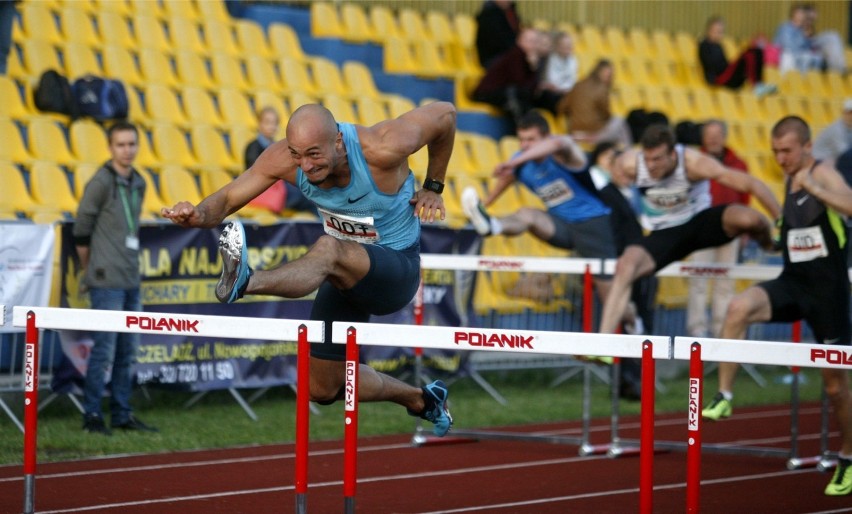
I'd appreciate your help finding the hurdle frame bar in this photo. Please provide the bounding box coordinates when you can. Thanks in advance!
[332,321,670,514]
[673,336,852,513]
[11,306,324,514]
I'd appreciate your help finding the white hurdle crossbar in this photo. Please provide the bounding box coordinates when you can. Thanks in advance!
[11,306,323,514]
[331,321,669,514]
[673,336,851,513]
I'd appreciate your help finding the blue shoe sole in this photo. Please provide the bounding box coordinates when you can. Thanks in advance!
[217,221,250,304]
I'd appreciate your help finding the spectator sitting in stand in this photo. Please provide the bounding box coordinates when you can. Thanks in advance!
[475,0,521,69]
[472,28,563,126]
[556,59,632,147]
[699,16,776,97]
[541,32,579,96]
[774,3,824,73]
[802,3,847,74]
[244,106,314,215]
[813,99,852,161]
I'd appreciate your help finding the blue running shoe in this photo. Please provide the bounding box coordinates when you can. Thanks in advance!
[215,221,253,304]
[410,380,453,437]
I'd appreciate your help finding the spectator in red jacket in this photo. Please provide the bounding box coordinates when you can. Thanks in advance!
[686,120,751,339]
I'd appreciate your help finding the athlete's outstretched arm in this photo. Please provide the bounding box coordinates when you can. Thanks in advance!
[688,150,781,220]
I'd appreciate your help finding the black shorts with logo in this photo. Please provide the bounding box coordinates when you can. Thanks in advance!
[759,273,851,345]
[310,242,421,361]
[639,205,733,271]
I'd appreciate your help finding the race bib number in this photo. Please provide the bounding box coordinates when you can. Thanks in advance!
[787,226,828,263]
[318,208,380,244]
[535,179,574,208]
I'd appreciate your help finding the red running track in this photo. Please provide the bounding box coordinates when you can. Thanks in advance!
[0,402,848,513]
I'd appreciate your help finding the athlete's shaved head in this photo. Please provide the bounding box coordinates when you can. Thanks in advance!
[287,104,338,145]
[771,115,811,144]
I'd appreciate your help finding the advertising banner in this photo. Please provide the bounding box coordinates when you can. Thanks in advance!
[0,223,55,333]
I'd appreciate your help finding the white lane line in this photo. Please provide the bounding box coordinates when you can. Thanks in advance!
[34,454,608,513]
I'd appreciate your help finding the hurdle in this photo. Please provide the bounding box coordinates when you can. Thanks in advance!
[10,306,323,514]
[416,254,632,453]
[673,336,852,512]
[331,321,669,514]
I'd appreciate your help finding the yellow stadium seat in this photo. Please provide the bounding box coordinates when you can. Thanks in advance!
[128,0,165,18]
[0,118,34,163]
[182,85,226,127]
[383,36,418,75]
[235,19,274,59]
[253,89,290,121]
[398,8,428,41]
[60,6,101,47]
[268,23,308,62]
[132,14,171,52]
[278,57,318,95]
[134,130,159,169]
[138,48,180,88]
[803,70,829,98]
[63,41,102,79]
[21,4,62,45]
[69,119,109,164]
[21,39,62,80]
[354,97,387,126]
[453,13,477,50]
[0,77,34,121]
[197,0,230,22]
[286,91,320,114]
[339,3,374,44]
[665,86,697,121]
[466,133,502,177]
[121,85,147,126]
[169,16,207,55]
[649,58,681,87]
[7,47,26,81]
[151,124,196,168]
[158,165,203,206]
[760,95,786,122]
[310,2,345,39]
[342,61,382,100]
[652,29,678,60]
[162,0,199,20]
[0,160,39,214]
[218,88,256,127]
[101,45,144,87]
[198,166,233,198]
[674,31,697,65]
[580,25,607,55]
[98,11,136,49]
[691,87,717,118]
[202,19,240,56]
[779,70,805,97]
[737,92,767,125]
[28,117,75,165]
[425,10,456,46]
[604,26,630,58]
[714,89,743,122]
[144,83,189,126]
[227,124,257,167]
[245,56,282,92]
[190,124,241,173]
[29,161,78,213]
[412,39,455,78]
[210,52,250,91]
[72,162,100,199]
[386,95,415,119]
[93,0,131,16]
[137,168,166,219]
[627,27,656,61]
[368,5,401,44]
[498,135,519,161]
[175,50,215,89]
[308,56,348,97]
[320,94,357,123]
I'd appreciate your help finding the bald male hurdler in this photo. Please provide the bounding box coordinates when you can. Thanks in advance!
[163,102,458,436]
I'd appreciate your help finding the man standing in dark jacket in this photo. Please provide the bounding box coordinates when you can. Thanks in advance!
[73,121,157,435]
[475,0,521,69]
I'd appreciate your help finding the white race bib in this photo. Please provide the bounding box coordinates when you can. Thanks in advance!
[318,208,380,244]
[787,226,828,263]
[536,179,574,208]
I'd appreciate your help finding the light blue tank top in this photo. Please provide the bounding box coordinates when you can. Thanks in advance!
[296,123,420,250]
[515,154,610,222]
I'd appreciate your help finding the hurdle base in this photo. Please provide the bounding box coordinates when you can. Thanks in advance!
[411,432,478,447]
[607,444,643,458]
[787,456,837,471]
[579,443,613,456]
